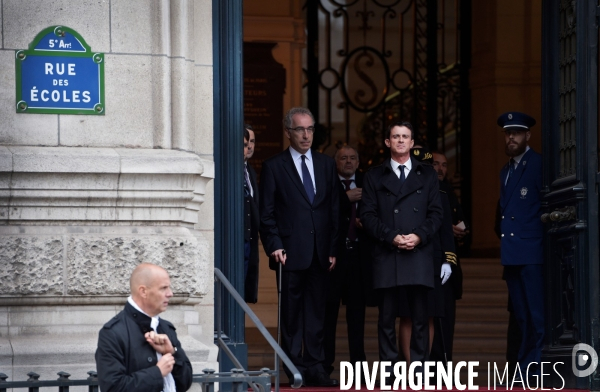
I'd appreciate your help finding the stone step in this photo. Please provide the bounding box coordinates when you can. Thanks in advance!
[246,257,510,376]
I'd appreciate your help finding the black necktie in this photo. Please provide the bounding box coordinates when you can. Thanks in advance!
[507,158,515,184]
[343,179,357,241]
[398,165,406,186]
[244,165,252,197]
[301,155,315,204]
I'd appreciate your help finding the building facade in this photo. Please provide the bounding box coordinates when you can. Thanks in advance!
[0,1,218,386]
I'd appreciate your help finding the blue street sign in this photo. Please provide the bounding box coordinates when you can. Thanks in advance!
[15,26,105,115]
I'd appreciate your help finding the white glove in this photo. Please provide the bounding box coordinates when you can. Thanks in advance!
[440,263,452,285]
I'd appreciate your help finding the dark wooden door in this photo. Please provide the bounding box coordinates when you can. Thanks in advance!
[541,0,600,389]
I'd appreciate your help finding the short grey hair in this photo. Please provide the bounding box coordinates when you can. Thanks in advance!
[283,107,315,129]
[334,145,358,160]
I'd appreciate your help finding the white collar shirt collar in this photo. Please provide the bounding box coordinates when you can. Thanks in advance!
[390,157,412,179]
[289,146,316,193]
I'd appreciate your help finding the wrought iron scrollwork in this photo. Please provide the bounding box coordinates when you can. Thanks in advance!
[304,0,466,185]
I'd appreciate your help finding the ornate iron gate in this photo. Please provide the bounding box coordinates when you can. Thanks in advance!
[305,0,471,209]
[541,0,600,389]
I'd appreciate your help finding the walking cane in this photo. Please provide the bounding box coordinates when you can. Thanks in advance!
[275,261,282,392]
[437,317,449,365]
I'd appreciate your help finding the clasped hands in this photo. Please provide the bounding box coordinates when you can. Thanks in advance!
[145,331,176,376]
[393,233,421,250]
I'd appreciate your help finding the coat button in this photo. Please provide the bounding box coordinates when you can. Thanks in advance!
[394,209,398,213]
[387,192,390,196]
[396,249,400,253]
[413,208,418,212]
[148,357,153,362]
[510,233,514,236]
[311,230,314,234]
[501,234,505,237]
[417,190,422,194]
[511,217,515,220]
[501,216,504,219]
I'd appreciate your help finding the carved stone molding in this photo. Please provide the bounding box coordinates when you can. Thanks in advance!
[0,146,214,227]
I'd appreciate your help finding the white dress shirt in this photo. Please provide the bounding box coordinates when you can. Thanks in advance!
[289,146,317,193]
[390,157,412,179]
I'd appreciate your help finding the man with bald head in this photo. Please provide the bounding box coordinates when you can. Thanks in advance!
[95,263,193,392]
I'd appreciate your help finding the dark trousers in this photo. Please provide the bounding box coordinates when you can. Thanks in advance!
[378,285,430,368]
[277,255,328,380]
[504,264,544,373]
[324,245,367,374]
[430,281,456,362]
[506,298,522,375]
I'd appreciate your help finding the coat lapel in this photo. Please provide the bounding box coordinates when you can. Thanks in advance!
[380,157,425,200]
[503,149,532,206]
[312,153,326,205]
[281,149,312,204]
[398,157,425,199]
[381,159,403,196]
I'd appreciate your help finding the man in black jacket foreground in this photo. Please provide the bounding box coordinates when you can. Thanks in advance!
[95,263,193,392]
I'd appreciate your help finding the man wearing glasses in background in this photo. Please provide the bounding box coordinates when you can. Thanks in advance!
[260,107,340,387]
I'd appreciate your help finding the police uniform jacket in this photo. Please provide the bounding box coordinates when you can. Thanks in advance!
[499,147,543,266]
[435,181,456,270]
[95,302,193,392]
[441,180,463,299]
[360,157,443,289]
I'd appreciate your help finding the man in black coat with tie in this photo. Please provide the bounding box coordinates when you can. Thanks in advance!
[324,146,370,375]
[259,107,340,387]
[360,121,443,382]
[244,127,260,303]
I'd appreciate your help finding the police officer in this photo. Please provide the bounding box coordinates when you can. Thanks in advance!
[497,111,544,379]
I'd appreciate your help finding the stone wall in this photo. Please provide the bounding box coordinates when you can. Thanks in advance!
[0,1,217,387]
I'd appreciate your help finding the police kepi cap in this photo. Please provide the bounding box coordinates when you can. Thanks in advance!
[410,147,433,163]
[497,111,536,131]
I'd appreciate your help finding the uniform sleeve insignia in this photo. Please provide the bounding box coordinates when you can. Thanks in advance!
[520,187,528,199]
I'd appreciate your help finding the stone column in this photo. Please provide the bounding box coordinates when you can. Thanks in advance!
[0,0,217,387]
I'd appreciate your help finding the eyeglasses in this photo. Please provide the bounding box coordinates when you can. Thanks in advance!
[287,126,315,134]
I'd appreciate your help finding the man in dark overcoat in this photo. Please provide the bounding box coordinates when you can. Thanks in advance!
[360,121,443,377]
[244,126,260,303]
[497,111,544,378]
[259,107,340,387]
[95,263,193,392]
